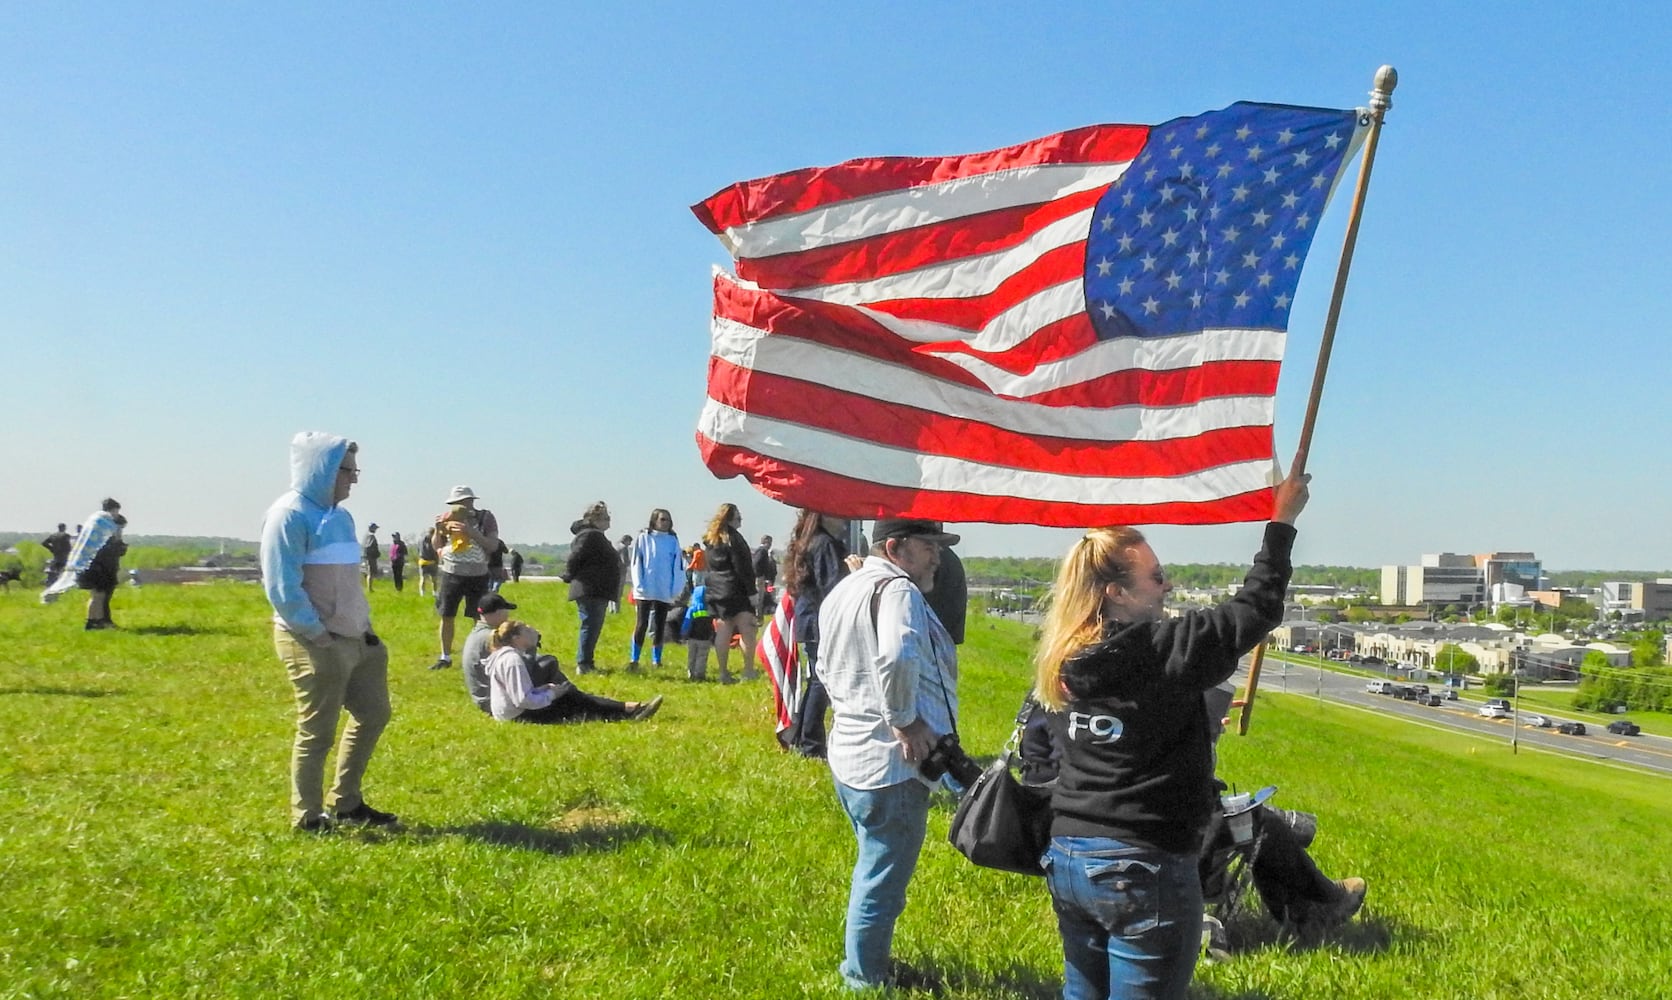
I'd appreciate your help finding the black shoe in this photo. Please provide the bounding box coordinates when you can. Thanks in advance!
[631,695,664,721]
[334,802,400,827]
[294,812,336,834]
[428,657,452,671]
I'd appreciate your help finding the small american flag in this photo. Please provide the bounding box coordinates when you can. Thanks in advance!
[758,589,800,736]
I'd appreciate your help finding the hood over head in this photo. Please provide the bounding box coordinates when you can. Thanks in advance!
[288,431,352,507]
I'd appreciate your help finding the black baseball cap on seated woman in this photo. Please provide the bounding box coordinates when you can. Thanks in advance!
[477,593,518,615]
[872,518,960,546]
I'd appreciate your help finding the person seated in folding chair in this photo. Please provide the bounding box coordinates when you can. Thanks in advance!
[1019,684,1366,953]
[1195,685,1366,951]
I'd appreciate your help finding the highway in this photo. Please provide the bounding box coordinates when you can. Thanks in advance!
[1231,655,1672,777]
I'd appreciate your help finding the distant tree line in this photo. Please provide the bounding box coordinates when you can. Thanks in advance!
[962,556,1378,592]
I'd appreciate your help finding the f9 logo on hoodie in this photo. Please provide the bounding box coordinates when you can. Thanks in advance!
[1067,711,1123,745]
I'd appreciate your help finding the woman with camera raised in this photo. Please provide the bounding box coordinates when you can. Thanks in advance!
[1033,462,1310,1000]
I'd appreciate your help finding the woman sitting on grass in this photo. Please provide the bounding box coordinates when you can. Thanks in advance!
[483,619,662,725]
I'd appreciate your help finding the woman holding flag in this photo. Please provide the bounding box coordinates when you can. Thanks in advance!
[1032,463,1310,1000]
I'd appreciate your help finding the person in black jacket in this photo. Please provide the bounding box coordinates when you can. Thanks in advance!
[562,501,620,674]
[701,502,757,684]
[1032,462,1310,1000]
[782,509,862,756]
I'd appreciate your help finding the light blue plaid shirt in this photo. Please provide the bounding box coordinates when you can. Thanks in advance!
[819,556,958,790]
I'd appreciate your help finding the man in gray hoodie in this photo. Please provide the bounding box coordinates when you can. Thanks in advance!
[260,432,396,833]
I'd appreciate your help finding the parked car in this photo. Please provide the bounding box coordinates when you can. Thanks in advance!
[1557,721,1587,736]
[1525,714,1554,728]
[1607,720,1642,736]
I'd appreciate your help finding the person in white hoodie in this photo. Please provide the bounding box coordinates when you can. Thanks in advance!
[628,508,686,669]
[260,432,395,833]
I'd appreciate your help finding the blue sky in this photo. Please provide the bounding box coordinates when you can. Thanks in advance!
[4,3,1668,570]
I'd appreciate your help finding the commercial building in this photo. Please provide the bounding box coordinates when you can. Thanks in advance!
[1380,551,1544,612]
[1599,580,1672,622]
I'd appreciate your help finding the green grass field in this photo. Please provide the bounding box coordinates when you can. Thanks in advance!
[3,582,1669,999]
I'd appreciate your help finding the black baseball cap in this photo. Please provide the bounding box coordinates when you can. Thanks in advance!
[478,593,518,614]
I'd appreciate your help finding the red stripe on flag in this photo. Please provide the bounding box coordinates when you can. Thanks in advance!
[696,440,1275,526]
[706,358,1273,474]
[714,277,989,388]
[694,124,1150,232]
[920,311,1101,377]
[862,241,1085,330]
[736,187,1106,289]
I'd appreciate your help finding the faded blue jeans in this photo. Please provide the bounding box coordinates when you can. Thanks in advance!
[574,597,609,671]
[832,778,931,990]
[1044,836,1204,1000]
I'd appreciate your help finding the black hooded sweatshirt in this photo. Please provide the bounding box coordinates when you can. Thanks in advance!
[1046,522,1294,854]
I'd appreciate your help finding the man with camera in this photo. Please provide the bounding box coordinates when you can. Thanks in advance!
[817,518,964,992]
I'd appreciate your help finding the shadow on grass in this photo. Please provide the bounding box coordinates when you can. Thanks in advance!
[0,685,124,698]
[887,957,1278,1000]
[125,623,238,636]
[1223,907,1402,957]
[419,819,672,856]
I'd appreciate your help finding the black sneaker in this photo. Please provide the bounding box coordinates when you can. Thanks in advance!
[631,695,664,721]
[334,802,400,828]
[428,657,452,671]
[294,811,336,834]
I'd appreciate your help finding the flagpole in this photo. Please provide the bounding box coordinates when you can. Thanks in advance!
[1238,65,1398,737]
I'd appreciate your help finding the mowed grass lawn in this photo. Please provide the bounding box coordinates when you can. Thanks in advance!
[3,581,1669,999]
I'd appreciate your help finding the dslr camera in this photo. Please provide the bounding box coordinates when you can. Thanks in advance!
[918,733,983,787]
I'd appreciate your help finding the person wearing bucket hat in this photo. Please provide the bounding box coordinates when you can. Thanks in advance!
[428,486,500,671]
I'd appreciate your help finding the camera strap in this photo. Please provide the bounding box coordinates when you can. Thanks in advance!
[868,574,958,739]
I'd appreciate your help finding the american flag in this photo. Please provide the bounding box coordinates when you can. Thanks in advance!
[757,590,799,737]
[692,102,1365,526]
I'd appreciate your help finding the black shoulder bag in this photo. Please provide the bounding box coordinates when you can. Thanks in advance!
[947,690,1053,876]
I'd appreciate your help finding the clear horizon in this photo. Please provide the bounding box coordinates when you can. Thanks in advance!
[5,4,1668,570]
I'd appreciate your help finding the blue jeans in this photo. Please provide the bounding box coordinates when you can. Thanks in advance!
[575,597,608,670]
[1044,836,1204,1000]
[833,778,931,990]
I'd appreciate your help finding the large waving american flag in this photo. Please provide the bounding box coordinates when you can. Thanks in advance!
[692,101,1365,526]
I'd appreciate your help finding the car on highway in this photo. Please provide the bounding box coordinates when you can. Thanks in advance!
[1557,721,1587,736]
[1439,689,1459,701]
[1606,720,1642,736]
[1478,700,1513,719]
[1365,680,1393,694]
[1420,693,1444,706]
[1525,714,1554,728]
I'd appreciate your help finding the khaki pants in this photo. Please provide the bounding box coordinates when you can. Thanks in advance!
[275,628,391,822]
